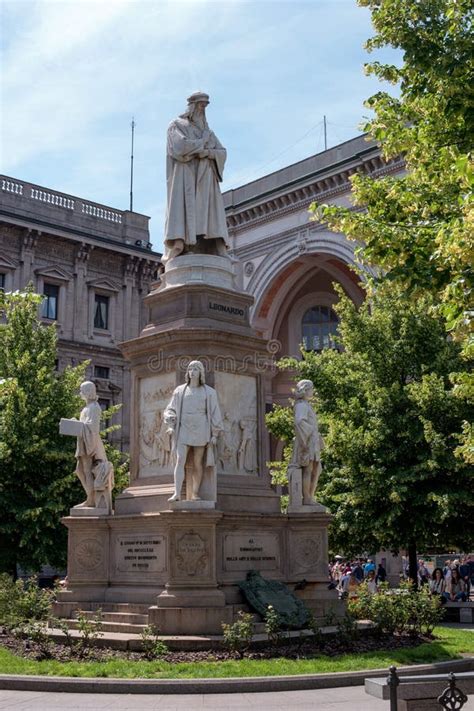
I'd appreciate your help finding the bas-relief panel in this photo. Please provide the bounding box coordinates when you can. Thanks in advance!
[214,372,257,476]
[139,373,175,478]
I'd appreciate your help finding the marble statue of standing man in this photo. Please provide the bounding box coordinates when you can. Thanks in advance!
[60,380,114,514]
[290,379,324,506]
[164,92,230,263]
[164,361,223,502]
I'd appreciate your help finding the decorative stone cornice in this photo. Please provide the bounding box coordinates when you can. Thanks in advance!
[225,154,404,233]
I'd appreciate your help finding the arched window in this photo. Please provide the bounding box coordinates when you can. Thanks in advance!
[302,306,339,351]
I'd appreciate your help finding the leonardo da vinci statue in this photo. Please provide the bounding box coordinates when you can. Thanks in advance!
[164,92,230,263]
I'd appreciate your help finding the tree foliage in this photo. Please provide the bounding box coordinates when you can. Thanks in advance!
[0,289,128,574]
[266,284,473,558]
[313,0,473,341]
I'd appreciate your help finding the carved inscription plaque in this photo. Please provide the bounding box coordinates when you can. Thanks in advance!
[176,531,208,577]
[116,534,166,573]
[224,533,279,572]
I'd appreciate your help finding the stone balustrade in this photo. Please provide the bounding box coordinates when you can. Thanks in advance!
[0,174,151,249]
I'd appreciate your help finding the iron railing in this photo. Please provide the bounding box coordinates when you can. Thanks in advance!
[387,666,470,710]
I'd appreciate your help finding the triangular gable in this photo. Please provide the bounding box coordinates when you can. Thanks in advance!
[34,265,72,281]
[86,277,120,293]
[0,254,17,270]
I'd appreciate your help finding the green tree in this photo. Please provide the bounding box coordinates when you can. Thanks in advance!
[0,289,128,575]
[312,0,473,459]
[266,284,473,582]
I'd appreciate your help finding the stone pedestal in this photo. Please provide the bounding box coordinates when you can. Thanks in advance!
[58,253,339,635]
[287,465,327,514]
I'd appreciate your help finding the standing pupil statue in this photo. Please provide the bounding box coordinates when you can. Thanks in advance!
[164,361,223,502]
[289,379,324,506]
[60,381,114,514]
[164,92,230,263]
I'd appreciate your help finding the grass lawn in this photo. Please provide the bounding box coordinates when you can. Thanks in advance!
[0,627,472,679]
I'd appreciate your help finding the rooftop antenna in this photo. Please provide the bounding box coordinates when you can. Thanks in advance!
[323,115,327,151]
[129,117,135,212]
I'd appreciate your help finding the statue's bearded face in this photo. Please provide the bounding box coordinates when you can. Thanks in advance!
[189,101,207,128]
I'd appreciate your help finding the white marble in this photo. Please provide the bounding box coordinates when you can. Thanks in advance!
[288,379,324,508]
[164,361,223,503]
[138,373,175,478]
[214,371,258,475]
[159,253,235,290]
[163,92,229,262]
[60,381,114,514]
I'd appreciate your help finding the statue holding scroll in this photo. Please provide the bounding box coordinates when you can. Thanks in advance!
[60,381,114,513]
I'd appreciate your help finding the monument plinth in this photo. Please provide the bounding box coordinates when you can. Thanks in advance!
[56,92,340,636]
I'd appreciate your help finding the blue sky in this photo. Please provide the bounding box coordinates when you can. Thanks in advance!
[1,0,400,251]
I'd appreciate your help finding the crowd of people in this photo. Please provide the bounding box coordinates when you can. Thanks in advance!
[426,557,473,603]
[328,558,387,598]
[328,555,474,602]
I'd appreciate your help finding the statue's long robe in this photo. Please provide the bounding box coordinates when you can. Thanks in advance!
[75,401,108,500]
[164,117,229,256]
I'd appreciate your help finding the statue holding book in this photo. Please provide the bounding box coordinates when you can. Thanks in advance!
[59,380,114,514]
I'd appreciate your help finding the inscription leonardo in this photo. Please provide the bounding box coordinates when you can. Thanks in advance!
[208,301,245,317]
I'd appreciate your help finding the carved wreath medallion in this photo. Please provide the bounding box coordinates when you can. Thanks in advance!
[293,536,322,571]
[74,538,103,571]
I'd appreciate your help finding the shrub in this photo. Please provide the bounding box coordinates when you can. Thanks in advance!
[140,625,169,660]
[221,611,254,657]
[0,574,53,630]
[74,609,104,658]
[14,620,53,659]
[348,581,444,636]
[264,604,284,646]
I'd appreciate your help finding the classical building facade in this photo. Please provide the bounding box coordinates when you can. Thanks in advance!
[0,176,162,451]
[224,134,404,436]
[0,135,403,455]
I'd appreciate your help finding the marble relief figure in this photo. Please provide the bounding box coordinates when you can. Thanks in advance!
[164,361,223,502]
[290,379,324,505]
[238,418,257,474]
[164,92,230,262]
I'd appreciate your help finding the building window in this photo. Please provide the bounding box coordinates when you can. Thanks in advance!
[94,294,109,330]
[98,398,111,430]
[302,305,339,351]
[0,273,5,292]
[41,283,59,320]
[94,365,110,380]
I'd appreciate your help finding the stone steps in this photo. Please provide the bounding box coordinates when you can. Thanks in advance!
[67,618,149,635]
[75,610,149,625]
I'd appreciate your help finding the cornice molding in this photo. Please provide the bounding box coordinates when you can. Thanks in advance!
[226,156,404,233]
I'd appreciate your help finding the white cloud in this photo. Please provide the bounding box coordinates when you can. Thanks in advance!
[1,0,400,252]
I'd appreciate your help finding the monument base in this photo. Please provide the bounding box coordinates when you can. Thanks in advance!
[156,587,225,608]
[69,506,110,517]
[149,604,233,635]
[169,499,216,511]
[57,507,339,636]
